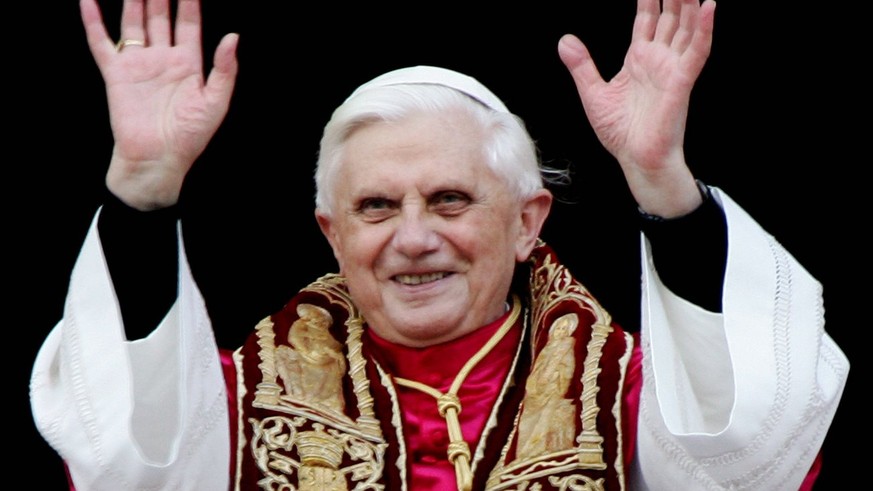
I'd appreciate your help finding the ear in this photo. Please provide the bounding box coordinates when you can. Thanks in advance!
[315,209,344,272]
[515,189,553,262]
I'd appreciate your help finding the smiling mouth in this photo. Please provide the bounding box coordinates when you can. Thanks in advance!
[394,272,450,285]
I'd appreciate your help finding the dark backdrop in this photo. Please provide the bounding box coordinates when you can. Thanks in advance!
[14,1,859,488]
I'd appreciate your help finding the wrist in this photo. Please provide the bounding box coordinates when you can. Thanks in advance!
[638,179,711,222]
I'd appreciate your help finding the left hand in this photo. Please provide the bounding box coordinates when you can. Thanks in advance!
[81,0,239,210]
[559,0,716,217]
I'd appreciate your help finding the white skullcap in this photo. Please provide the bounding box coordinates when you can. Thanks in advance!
[345,65,510,113]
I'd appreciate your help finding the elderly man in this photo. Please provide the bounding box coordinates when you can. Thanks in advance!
[30,0,848,490]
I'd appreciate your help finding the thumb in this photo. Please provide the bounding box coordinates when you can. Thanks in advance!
[557,34,604,100]
[205,32,240,112]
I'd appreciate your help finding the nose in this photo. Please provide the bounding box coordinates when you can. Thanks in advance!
[391,207,441,258]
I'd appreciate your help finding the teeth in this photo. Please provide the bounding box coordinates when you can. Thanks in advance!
[395,272,448,285]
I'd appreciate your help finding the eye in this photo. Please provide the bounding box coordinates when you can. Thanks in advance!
[356,197,398,222]
[360,197,391,210]
[430,191,471,215]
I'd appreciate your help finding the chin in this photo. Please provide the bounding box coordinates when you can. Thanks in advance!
[402,323,462,346]
[378,314,466,347]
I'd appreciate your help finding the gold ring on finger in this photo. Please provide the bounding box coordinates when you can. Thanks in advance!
[115,39,146,53]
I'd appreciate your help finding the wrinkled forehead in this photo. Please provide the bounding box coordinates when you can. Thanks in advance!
[347,65,510,113]
[339,109,494,180]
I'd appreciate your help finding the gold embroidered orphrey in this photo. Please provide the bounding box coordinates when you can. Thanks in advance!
[238,275,388,491]
[484,245,630,491]
[233,241,633,490]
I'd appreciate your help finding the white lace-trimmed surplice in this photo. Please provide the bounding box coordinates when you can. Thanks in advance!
[30,188,849,491]
[632,189,848,490]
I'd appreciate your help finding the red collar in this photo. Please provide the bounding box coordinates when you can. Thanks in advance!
[365,307,518,390]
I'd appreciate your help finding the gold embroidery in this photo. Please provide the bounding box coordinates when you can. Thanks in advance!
[253,311,351,424]
[299,466,348,491]
[516,313,579,460]
[610,332,635,491]
[529,254,610,337]
[241,252,628,489]
[276,303,347,412]
[251,275,382,440]
[232,349,247,491]
[375,363,410,491]
[492,453,592,490]
[250,418,387,490]
[297,424,348,490]
[530,251,612,468]
[253,315,283,406]
[488,248,618,489]
[548,474,605,491]
[507,482,542,491]
[575,321,611,468]
[245,275,389,489]
[305,275,383,438]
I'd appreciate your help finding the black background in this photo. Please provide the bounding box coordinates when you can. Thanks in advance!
[14,1,859,488]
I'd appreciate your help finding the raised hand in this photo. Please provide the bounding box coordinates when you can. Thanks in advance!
[559,0,716,217]
[80,0,239,210]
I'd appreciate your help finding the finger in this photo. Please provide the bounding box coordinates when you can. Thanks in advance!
[175,0,204,65]
[681,0,716,75]
[654,0,682,45]
[80,0,115,66]
[558,34,605,105]
[204,33,240,113]
[119,0,147,47]
[631,0,660,44]
[671,0,701,53]
[145,0,172,47]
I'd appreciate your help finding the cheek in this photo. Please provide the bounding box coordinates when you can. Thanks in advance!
[336,227,388,276]
[453,216,518,266]
[477,209,520,246]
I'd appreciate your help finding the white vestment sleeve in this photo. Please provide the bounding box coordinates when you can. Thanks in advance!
[630,188,850,490]
[29,209,230,491]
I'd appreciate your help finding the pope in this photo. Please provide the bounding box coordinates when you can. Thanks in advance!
[30,0,848,489]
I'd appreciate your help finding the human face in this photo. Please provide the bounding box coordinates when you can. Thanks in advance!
[316,109,550,347]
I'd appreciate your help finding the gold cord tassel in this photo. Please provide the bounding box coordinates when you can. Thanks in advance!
[439,394,473,491]
[395,296,521,491]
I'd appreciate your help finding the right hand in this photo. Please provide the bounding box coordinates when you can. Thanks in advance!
[558,0,715,218]
[80,0,239,210]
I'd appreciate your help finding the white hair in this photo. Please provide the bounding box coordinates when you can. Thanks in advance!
[314,82,560,216]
